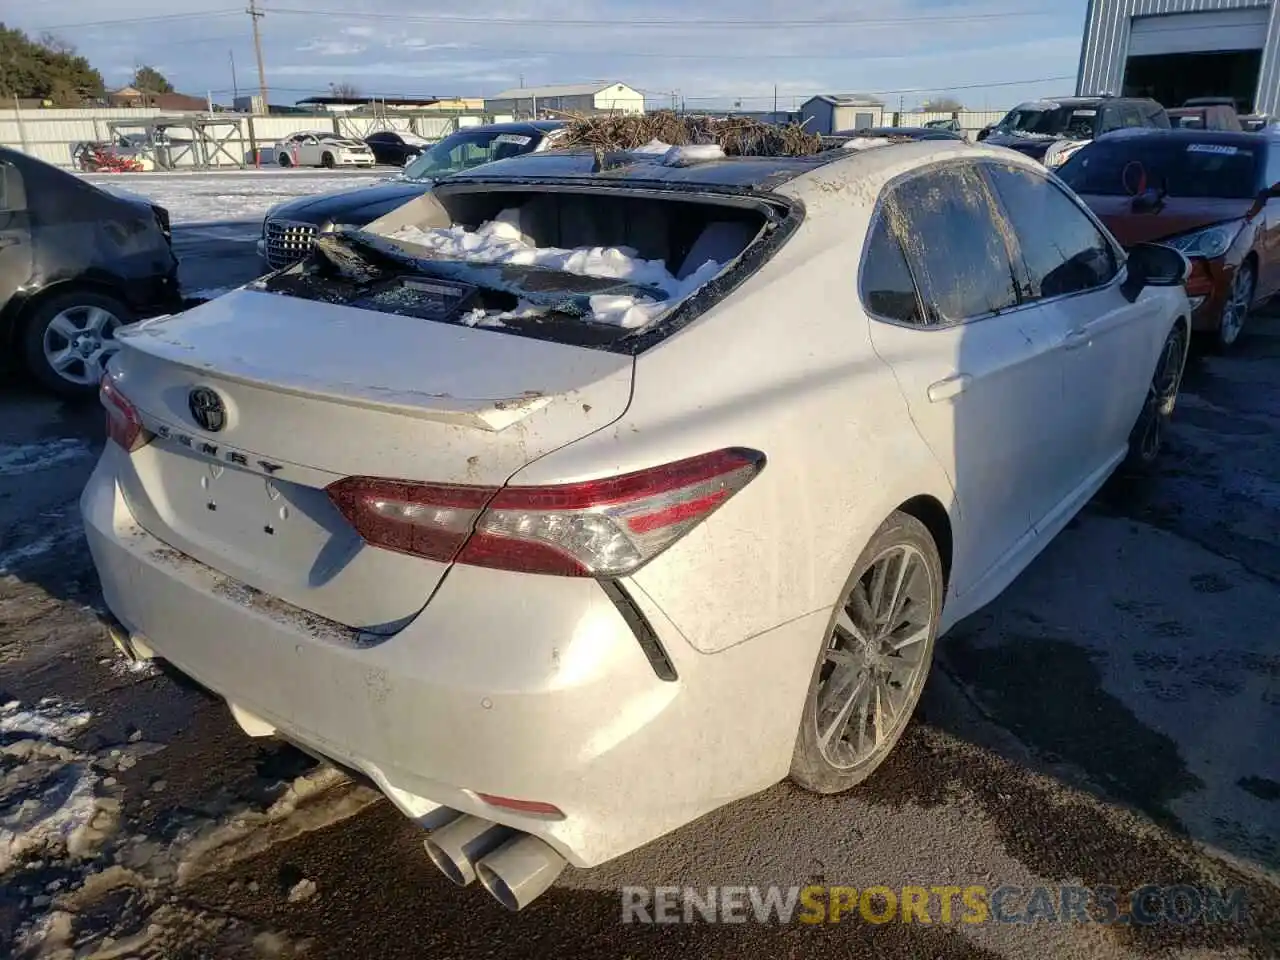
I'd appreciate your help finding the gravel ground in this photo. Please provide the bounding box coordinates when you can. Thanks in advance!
[0,288,1277,956]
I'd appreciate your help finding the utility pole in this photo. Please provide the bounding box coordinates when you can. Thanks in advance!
[229,50,239,102]
[773,84,778,117]
[248,0,268,110]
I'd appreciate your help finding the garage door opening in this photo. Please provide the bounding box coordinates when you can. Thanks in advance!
[1123,49,1261,113]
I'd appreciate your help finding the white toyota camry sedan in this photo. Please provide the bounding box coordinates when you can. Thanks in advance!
[82,139,1190,911]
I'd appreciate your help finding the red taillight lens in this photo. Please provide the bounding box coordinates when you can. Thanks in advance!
[326,448,765,577]
[99,374,149,453]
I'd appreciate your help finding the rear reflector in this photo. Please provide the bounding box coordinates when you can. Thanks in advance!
[99,374,149,453]
[327,448,765,577]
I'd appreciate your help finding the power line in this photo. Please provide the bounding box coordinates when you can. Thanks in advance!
[27,10,240,31]
[266,6,1059,28]
[646,75,1077,103]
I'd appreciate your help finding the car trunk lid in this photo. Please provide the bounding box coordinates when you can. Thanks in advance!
[108,289,634,631]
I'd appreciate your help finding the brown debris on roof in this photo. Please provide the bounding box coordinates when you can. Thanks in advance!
[560,111,824,157]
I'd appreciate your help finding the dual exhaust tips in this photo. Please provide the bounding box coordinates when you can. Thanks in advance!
[424,813,567,911]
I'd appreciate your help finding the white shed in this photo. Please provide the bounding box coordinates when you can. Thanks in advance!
[484,82,645,120]
[800,95,886,134]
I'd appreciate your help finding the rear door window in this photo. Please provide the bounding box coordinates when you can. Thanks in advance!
[984,162,1118,300]
[882,164,1020,323]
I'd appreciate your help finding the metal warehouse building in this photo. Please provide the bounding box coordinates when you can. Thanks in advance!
[1078,0,1280,115]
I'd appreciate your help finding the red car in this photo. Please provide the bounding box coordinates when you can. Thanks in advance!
[1058,128,1280,349]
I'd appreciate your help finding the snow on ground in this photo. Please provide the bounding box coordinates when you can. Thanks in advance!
[0,439,91,477]
[82,170,386,225]
[0,699,99,874]
[388,216,723,329]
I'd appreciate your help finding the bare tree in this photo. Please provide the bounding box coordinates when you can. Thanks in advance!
[37,32,77,55]
[922,96,964,112]
[330,81,361,99]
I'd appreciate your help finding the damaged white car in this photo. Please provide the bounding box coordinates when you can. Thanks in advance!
[273,130,375,168]
[82,140,1191,911]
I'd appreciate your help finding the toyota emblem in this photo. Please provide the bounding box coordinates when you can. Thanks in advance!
[188,387,226,433]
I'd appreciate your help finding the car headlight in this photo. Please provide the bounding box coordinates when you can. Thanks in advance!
[1165,220,1245,259]
[1043,139,1088,169]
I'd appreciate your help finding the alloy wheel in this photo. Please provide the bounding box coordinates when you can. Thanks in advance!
[813,543,935,770]
[1137,324,1186,463]
[42,305,122,387]
[1219,263,1253,347]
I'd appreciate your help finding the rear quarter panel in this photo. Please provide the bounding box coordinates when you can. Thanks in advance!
[509,172,953,655]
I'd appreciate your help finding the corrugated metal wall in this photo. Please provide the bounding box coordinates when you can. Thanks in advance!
[1077,0,1280,114]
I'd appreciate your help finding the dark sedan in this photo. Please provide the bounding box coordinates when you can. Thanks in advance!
[258,121,566,270]
[1058,128,1280,349]
[0,146,180,396]
[833,126,966,141]
[363,130,430,166]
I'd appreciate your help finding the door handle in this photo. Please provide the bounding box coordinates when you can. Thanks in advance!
[927,373,971,402]
[1063,328,1091,350]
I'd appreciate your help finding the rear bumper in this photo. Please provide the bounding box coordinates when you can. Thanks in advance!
[81,448,820,866]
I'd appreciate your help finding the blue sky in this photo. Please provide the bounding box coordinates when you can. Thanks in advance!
[13,1,1091,110]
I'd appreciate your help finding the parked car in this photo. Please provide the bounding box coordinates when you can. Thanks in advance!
[258,121,566,270]
[85,139,1189,912]
[364,129,432,166]
[833,126,966,141]
[1059,128,1279,349]
[983,95,1169,168]
[924,118,962,133]
[273,131,375,168]
[1168,104,1242,131]
[0,146,179,397]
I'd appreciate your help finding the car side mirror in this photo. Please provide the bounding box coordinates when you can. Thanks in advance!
[0,162,26,212]
[1121,242,1190,302]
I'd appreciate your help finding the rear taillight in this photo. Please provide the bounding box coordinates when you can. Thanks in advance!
[326,448,764,577]
[99,374,149,453]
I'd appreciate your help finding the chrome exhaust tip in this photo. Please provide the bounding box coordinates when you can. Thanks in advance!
[423,815,511,887]
[476,834,567,911]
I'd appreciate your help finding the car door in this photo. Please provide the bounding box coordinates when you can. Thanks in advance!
[983,160,1162,495]
[0,160,34,305]
[297,135,321,166]
[862,161,1071,598]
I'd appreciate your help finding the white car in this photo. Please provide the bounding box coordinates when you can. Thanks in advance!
[82,140,1189,911]
[273,131,375,168]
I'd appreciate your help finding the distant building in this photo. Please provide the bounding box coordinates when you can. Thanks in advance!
[107,86,210,111]
[1077,0,1280,116]
[294,95,466,113]
[485,82,644,119]
[799,95,885,134]
[233,94,266,114]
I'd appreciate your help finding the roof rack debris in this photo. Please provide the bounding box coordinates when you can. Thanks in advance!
[560,110,824,157]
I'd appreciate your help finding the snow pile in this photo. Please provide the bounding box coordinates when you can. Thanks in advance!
[842,137,895,151]
[0,439,91,477]
[388,215,723,329]
[0,698,101,873]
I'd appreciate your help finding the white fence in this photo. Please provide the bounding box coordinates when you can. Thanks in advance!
[0,107,485,169]
[894,110,1008,139]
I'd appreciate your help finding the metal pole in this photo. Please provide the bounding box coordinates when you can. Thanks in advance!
[230,50,239,102]
[248,0,269,109]
[13,96,28,154]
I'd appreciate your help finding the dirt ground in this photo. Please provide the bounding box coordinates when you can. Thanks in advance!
[0,312,1277,958]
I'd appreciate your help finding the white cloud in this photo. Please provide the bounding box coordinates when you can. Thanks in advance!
[298,39,368,57]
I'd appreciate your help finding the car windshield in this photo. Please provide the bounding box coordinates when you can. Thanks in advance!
[402,129,540,180]
[1058,139,1260,199]
[996,104,1098,139]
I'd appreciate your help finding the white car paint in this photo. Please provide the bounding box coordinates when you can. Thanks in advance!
[273,130,375,168]
[81,141,1189,892]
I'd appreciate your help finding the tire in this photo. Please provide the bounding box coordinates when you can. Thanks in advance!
[278,153,292,167]
[1214,260,1254,352]
[22,290,132,399]
[321,152,336,169]
[790,511,943,794]
[1123,320,1188,474]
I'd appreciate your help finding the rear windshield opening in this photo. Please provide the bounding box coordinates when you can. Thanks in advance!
[261,184,780,350]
